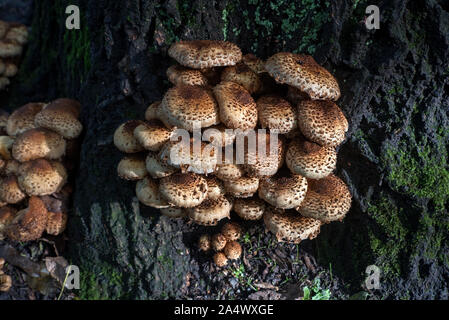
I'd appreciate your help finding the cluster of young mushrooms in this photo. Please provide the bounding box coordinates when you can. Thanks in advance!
[0,20,28,91]
[0,98,82,242]
[114,40,351,267]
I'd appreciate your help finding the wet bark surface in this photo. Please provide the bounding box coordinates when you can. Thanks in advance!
[1,0,448,299]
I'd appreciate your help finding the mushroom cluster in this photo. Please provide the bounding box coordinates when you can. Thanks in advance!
[0,98,82,242]
[0,20,28,91]
[0,257,12,292]
[114,40,351,264]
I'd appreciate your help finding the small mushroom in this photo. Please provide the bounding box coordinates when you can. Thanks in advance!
[223,240,242,260]
[46,211,68,236]
[187,195,231,226]
[117,154,148,180]
[211,233,227,251]
[215,161,245,182]
[167,64,209,86]
[205,175,225,200]
[0,135,14,159]
[221,222,242,241]
[159,172,208,208]
[256,95,297,135]
[198,234,212,252]
[145,151,177,179]
[223,175,259,198]
[233,196,265,221]
[133,120,174,152]
[221,63,262,94]
[144,101,162,121]
[113,120,145,153]
[258,173,308,209]
[135,176,170,208]
[0,175,27,204]
[0,271,12,292]
[213,252,228,267]
[12,128,66,162]
[6,102,45,137]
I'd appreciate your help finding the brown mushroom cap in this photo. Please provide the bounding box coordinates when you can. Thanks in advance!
[3,159,19,176]
[215,160,245,182]
[113,120,145,153]
[205,175,225,200]
[168,40,242,69]
[223,175,259,198]
[242,54,265,74]
[5,23,28,45]
[211,233,227,251]
[0,39,22,58]
[145,101,162,121]
[12,128,66,162]
[265,52,340,100]
[213,81,257,130]
[297,100,348,147]
[46,211,68,236]
[285,139,337,179]
[187,195,232,226]
[145,151,177,179]
[3,62,17,77]
[133,120,173,152]
[0,273,12,292]
[167,64,209,86]
[117,154,148,180]
[0,135,14,159]
[0,175,26,204]
[221,63,262,94]
[259,173,308,209]
[135,176,170,208]
[223,240,242,260]
[221,222,242,241]
[6,102,45,137]
[233,196,265,220]
[160,206,187,219]
[263,207,322,244]
[34,98,83,139]
[159,85,220,131]
[213,252,228,267]
[198,234,212,252]
[257,95,297,135]
[159,172,208,208]
[204,124,236,147]
[296,174,352,223]
[0,206,17,238]
[6,196,48,241]
[17,159,68,196]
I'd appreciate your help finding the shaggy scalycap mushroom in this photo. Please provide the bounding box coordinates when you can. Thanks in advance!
[168,40,242,69]
[215,159,245,181]
[211,233,227,251]
[167,64,209,87]
[113,120,145,153]
[256,95,297,135]
[145,151,177,179]
[187,195,231,226]
[205,124,236,147]
[12,128,66,163]
[213,81,258,130]
[133,120,174,152]
[0,135,14,160]
[223,241,242,260]
[6,102,45,137]
[0,175,27,204]
[233,196,265,221]
[0,206,17,239]
[221,63,262,94]
[265,52,341,100]
[205,176,225,200]
[221,222,242,241]
[198,234,212,252]
[258,173,308,209]
[46,211,68,236]
[145,101,162,121]
[263,207,322,244]
[159,172,208,208]
[135,176,170,208]
[223,175,259,198]
[285,139,337,179]
[34,98,83,139]
[297,100,348,147]
[160,85,220,131]
[297,174,352,223]
[117,154,148,180]
[213,252,228,267]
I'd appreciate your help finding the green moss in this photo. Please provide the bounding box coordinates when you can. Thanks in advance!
[63,22,92,83]
[78,263,128,300]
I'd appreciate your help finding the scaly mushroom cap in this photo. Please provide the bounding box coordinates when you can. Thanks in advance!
[265,52,341,100]
[0,39,22,58]
[6,196,48,241]
[242,54,265,74]
[263,207,322,244]
[135,176,170,208]
[145,151,177,179]
[233,196,265,220]
[223,241,242,260]
[213,81,257,130]
[296,174,352,223]
[144,101,161,121]
[259,173,308,209]
[4,23,28,45]
[211,233,228,251]
[12,128,66,162]
[160,85,220,131]
[160,206,187,219]
[167,64,209,86]
[223,175,259,198]
[0,175,26,204]
[244,132,285,177]
[159,172,208,208]
[133,120,173,152]
[187,195,231,226]
[285,139,337,179]
[215,156,245,181]
[117,154,148,180]
[34,98,83,139]
[113,120,145,153]
[205,175,225,200]
[46,211,68,236]
[0,135,14,159]
[257,95,297,135]
[297,100,348,147]
[168,40,242,69]
[221,222,242,241]
[6,102,45,137]
[204,124,236,147]
[221,63,262,94]
[213,252,228,267]
[3,159,19,176]
[0,206,17,238]
[17,159,68,196]
[198,234,212,252]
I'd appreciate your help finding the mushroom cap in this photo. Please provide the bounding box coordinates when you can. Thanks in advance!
[242,54,265,74]
[46,211,68,236]
[213,252,228,267]
[215,160,245,181]
[144,101,162,121]
[160,85,220,131]
[263,207,322,244]
[213,81,258,130]
[221,222,242,241]
[204,124,236,147]
[0,39,22,58]
[296,174,352,223]
[233,196,265,221]
[167,64,209,86]
[145,151,177,179]
[12,128,66,162]
[265,52,340,100]
[0,273,12,292]
[0,135,14,159]
[17,159,68,196]
[6,102,45,137]
[258,173,308,209]
[297,100,348,147]
[117,154,148,180]
[135,176,170,208]
[257,95,297,135]
[205,175,225,200]
[198,234,212,252]
[187,195,232,226]
[223,175,259,198]
[160,206,187,219]
[6,196,48,241]
[4,23,28,45]
[168,40,242,69]
[211,233,228,251]
[113,120,145,153]
[221,63,262,94]
[286,86,310,105]
[159,172,208,208]
[0,175,26,204]
[3,159,19,176]
[3,62,18,77]
[285,139,337,179]
[133,120,173,152]
[0,206,17,238]
[223,240,242,260]
[34,98,83,139]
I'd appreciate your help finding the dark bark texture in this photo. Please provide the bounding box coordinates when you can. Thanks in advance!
[1,0,448,299]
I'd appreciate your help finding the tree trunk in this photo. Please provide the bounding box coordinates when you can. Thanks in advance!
[2,0,448,299]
